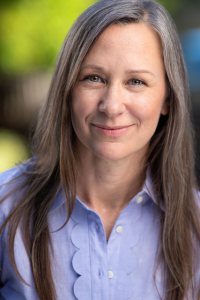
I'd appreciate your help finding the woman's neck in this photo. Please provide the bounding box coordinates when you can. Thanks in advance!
[76,150,147,213]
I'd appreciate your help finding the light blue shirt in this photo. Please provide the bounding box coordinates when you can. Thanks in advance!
[0,166,199,300]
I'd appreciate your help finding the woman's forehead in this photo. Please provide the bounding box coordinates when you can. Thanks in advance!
[81,23,165,77]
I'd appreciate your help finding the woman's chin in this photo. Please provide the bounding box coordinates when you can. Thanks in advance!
[90,143,137,162]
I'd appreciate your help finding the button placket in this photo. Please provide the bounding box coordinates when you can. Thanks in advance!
[107,200,142,300]
[88,212,109,300]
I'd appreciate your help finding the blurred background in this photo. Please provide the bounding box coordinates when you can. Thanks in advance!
[0,0,200,181]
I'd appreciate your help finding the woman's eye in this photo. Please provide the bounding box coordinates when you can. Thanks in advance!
[128,79,143,86]
[86,75,102,82]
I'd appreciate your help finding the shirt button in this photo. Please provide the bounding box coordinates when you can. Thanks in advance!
[108,271,114,279]
[116,225,123,233]
[136,196,143,204]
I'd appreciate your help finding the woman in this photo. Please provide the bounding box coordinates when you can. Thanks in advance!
[1,0,200,299]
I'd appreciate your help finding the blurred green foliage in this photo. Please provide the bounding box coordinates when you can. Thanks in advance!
[157,0,187,15]
[0,0,95,75]
[0,129,30,172]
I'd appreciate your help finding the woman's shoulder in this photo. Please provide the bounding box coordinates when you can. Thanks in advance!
[0,163,30,192]
[0,163,30,223]
[0,157,35,187]
[0,166,23,185]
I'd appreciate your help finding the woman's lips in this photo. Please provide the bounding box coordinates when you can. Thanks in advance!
[92,124,133,137]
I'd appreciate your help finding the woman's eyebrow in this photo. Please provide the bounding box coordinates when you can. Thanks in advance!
[126,69,155,77]
[81,64,104,71]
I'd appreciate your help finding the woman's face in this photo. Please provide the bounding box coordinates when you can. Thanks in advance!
[71,23,168,162]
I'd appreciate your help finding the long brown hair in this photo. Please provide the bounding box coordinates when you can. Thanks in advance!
[1,0,200,299]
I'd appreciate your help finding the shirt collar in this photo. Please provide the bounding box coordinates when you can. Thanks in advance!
[139,169,164,211]
[141,169,157,204]
[48,169,164,214]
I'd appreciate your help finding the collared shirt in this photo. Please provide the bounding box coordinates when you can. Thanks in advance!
[0,166,199,300]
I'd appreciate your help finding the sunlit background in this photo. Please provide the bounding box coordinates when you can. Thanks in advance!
[0,0,200,180]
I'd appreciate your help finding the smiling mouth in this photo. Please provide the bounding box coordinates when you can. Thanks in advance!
[92,124,133,137]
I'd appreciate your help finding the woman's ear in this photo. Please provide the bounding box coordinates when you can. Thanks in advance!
[161,98,169,116]
[161,83,170,115]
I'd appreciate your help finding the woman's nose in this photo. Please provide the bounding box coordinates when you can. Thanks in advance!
[98,84,126,117]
